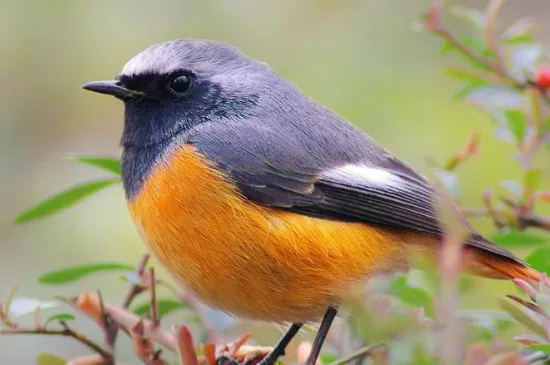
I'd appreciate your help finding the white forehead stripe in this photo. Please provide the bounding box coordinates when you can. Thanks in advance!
[119,39,251,77]
[121,43,179,76]
[324,164,402,187]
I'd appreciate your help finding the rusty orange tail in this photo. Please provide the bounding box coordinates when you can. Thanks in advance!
[466,247,544,287]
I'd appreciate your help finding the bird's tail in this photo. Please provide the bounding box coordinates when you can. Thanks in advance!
[466,247,545,288]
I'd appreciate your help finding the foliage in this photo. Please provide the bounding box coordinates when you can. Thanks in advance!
[4,0,550,364]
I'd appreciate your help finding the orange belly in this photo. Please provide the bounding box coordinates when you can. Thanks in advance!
[127,145,424,323]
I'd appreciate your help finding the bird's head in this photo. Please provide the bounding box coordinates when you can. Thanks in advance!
[83,39,270,148]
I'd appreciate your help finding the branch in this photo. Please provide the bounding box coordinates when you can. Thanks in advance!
[111,253,150,348]
[105,302,177,351]
[521,215,550,231]
[328,344,385,365]
[425,0,550,103]
[0,322,111,360]
[122,254,150,308]
[149,267,159,328]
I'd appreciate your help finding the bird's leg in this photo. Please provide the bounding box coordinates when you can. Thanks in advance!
[305,307,338,365]
[257,323,303,365]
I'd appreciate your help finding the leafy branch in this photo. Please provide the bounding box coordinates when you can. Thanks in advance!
[423,0,550,237]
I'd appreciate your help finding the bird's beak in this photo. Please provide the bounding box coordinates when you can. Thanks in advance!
[82,80,141,99]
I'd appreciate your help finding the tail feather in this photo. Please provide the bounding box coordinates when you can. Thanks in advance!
[466,248,544,287]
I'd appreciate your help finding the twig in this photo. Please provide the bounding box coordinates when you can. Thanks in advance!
[130,319,155,363]
[0,323,111,359]
[328,344,385,365]
[150,267,159,328]
[1,282,19,328]
[104,302,177,351]
[425,0,550,103]
[484,0,506,66]
[97,291,117,363]
[122,254,150,309]
[522,215,550,231]
[429,25,509,80]
[111,253,150,349]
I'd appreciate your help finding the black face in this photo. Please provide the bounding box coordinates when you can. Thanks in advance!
[115,69,223,148]
[118,70,195,101]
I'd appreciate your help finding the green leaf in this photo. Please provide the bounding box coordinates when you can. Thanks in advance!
[439,39,456,56]
[452,83,482,101]
[38,262,135,284]
[441,68,488,86]
[458,36,488,55]
[69,156,121,176]
[132,298,190,317]
[412,344,440,365]
[490,230,548,247]
[498,297,547,338]
[503,17,537,44]
[504,109,527,142]
[389,276,434,317]
[320,354,338,365]
[14,179,120,223]
[8,298,60,319]
[526,246,550,274]
[36,353,67,365]
[529,344,550,354]
[503,34,536,45]
[45,313,76,326]
[524,168,544,192]
[455,36,494,70]
[541,117,550,134]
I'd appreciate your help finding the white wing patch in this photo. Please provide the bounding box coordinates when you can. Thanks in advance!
[323,164,403,187]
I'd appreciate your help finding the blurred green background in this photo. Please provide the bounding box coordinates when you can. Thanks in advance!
[2,0,550,363]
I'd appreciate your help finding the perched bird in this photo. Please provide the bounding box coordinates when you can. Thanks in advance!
[83,39,542,365]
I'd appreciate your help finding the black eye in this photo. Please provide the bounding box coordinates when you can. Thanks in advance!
[167,73,193,96]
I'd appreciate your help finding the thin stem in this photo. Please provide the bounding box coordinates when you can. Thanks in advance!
[329,344,385,365]
[111,253,150,349]
[122,253,150,309]
[0,323,111,359]
[149,267,159,328]
[98,291,117,363]
[430,25,509,80]
[484,0,506,67]
[105,302,177,351]
[427,11,550,104]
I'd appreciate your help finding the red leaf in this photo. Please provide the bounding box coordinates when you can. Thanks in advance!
[173,325,198,365]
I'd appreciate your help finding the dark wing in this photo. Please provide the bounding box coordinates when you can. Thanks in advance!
[295,166,443,236]
[190,119,520,262]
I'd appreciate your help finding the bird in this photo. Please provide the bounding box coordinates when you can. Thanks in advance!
[82,38,543,365]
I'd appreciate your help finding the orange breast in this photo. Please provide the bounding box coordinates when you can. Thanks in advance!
[128,145,418,323]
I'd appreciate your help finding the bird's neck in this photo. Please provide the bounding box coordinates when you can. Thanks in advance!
[121,139,174,201]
